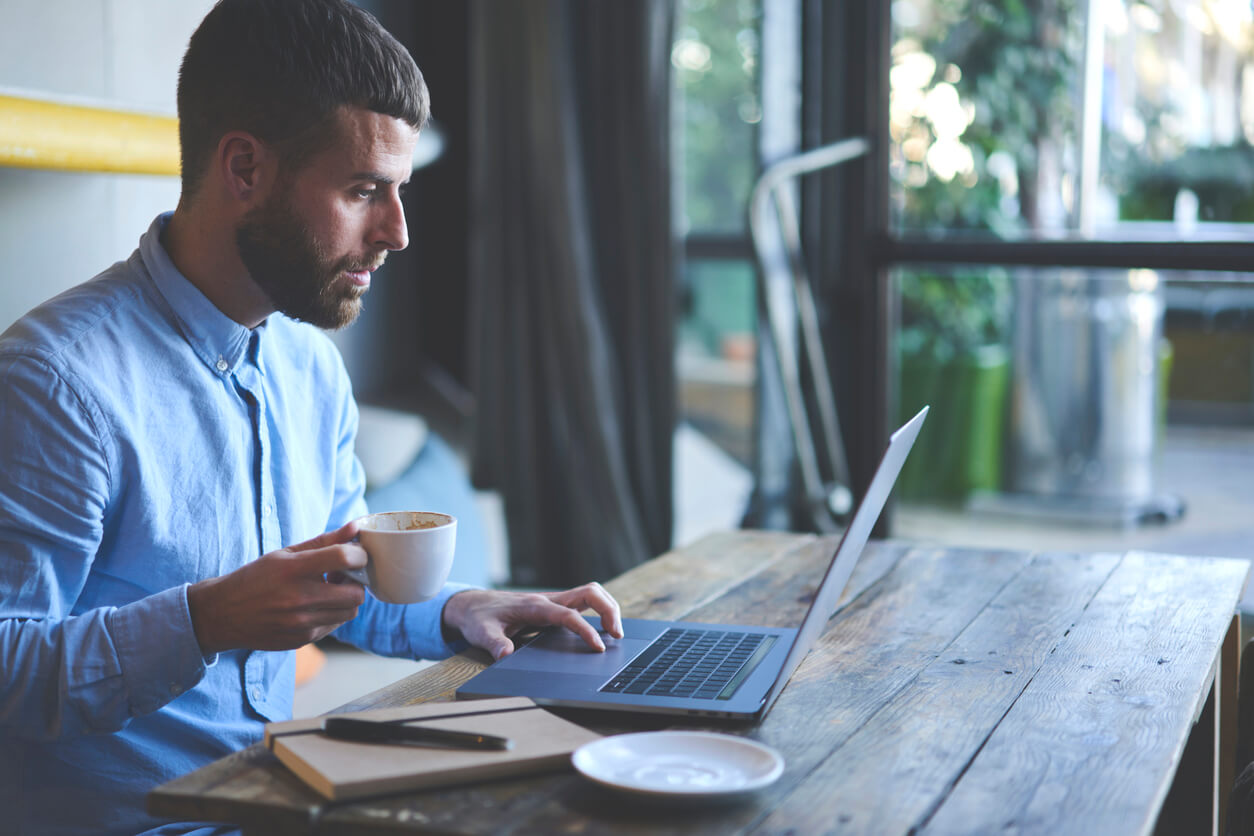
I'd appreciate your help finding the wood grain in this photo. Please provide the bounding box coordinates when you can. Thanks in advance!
[147,743,322,833]
[144,537,1248,836]
[147,531,822,830]
[509,545,1034,836]
[919,552,1249,836]
[602,529,818,618]
[338,530,818,714]
[753,550,1120,834]
[315,532,840,833]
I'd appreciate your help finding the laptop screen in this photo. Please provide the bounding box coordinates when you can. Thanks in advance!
[757,406,927,716]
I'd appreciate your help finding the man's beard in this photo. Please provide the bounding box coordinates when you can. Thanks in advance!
[235,192,378,330]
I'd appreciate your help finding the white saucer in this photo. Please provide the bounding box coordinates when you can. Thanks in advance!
[571,731,784,801]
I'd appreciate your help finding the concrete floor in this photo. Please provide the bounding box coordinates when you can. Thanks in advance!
[895,423,1254,610]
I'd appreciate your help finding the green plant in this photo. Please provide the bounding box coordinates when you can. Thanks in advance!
[893,0,1083,234]
[1118,144,1254,223]
[898,269,1011,363]
[896,268,1013,501]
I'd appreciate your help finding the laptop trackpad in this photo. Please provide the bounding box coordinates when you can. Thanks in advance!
[500,629,653,675]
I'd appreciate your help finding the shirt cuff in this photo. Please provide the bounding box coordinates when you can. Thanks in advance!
[106,584,209,717]
[402,582,476,659]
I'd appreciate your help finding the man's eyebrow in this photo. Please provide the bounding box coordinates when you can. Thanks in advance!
[350,172,411,186]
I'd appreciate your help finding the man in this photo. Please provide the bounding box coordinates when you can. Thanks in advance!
[0,1,621,834]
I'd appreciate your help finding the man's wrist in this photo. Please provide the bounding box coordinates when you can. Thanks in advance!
[440,589,468,645]
[186,577,225,656]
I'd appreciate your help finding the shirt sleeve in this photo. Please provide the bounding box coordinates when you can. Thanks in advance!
[0,355,208,740]
[332,583,474,659]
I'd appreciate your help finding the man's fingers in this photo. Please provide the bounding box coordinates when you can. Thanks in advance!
[472,621,516,661]
[287,520,361,553]
[487,637,515,661]
[518,597,606,652]
[285,542,369,579]
[555,606,606,651]
[545,582,623,639]
[441,585,624,660]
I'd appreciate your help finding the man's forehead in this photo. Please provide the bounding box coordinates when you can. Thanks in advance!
[318,106,419,177]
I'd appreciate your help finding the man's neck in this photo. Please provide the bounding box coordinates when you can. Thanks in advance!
[163,202,274,329]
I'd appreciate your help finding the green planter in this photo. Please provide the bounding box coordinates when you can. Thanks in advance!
[898,344,1010,501]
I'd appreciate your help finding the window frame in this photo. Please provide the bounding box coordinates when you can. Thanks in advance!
[812,0,1254,519]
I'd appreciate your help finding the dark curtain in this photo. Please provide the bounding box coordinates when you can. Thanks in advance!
[467,1,677,586]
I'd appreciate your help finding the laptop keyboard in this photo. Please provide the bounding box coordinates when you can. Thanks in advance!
[599,627,768,700]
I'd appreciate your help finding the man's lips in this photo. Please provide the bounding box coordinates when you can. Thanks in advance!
[344,260,384,288]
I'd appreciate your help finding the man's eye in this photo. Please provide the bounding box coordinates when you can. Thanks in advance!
[353,188,376,200]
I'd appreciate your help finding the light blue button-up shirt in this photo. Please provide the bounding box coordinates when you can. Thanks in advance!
[0,214,468,835]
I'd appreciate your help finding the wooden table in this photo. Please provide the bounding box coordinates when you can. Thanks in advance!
[149,532,1249,834]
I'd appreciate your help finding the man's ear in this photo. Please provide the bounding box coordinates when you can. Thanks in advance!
[217,131,276,204]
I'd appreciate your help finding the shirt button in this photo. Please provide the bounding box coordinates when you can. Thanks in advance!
[262,502,273,518]
[252,686,263,702]
[215,357,229,372]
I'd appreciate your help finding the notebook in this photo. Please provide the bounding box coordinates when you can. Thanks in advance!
[264,697,600,801]
[456,407,928,722]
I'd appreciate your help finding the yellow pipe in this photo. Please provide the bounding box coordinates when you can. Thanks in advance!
[0,93,179,176]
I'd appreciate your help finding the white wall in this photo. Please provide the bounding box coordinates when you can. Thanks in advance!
[0,0,216,333]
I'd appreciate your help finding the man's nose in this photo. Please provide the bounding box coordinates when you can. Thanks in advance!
[374,193,409,252]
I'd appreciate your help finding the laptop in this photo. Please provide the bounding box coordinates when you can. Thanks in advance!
[456,406,928,722]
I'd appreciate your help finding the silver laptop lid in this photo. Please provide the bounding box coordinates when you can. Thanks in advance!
[758,406,928,717]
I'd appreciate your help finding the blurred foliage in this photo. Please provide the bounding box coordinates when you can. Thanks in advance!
[895,0,1083,235]
[894,0,1081,356]
[1118,144,1254,222]
[674,0,761,234]
[899,269,1012,362]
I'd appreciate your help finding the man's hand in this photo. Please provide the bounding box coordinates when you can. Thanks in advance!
[187,521,368,655]
[441,583,624,661]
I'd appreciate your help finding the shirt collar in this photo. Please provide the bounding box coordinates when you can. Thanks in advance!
[140,212,259,376]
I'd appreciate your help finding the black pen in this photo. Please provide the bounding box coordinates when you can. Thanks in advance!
[321,717,513,751]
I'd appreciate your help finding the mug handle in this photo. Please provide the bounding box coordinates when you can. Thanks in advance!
[338,532,368,586]
[339,566,369,586]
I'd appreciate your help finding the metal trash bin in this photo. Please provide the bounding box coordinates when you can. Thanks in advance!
[976,267,1183,526]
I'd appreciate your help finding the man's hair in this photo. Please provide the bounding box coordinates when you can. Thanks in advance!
[177,0,429,196]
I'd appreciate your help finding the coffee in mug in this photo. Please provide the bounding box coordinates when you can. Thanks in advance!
[344,511,456,604]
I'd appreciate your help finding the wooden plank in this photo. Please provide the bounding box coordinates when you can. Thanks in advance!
[528,539,913,743]
[650,537,910,631]
[508,545,1034,836]
[332,655,487,712]
[920,553,1249,836]
[309,537,910,834]
[314,771,582,835]
[147,743,321,833]
[750,550,1121,835]
[148,531,817,831]
[146,543,1253,835]
[601,530,818,618]
[337,531,816,713]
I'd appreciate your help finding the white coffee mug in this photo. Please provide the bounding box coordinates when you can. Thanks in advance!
[344,511,457,604]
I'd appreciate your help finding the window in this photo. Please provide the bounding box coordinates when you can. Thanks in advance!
[891,0,1254,238]
[883,0,1254,589]
[673,0,764,470]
